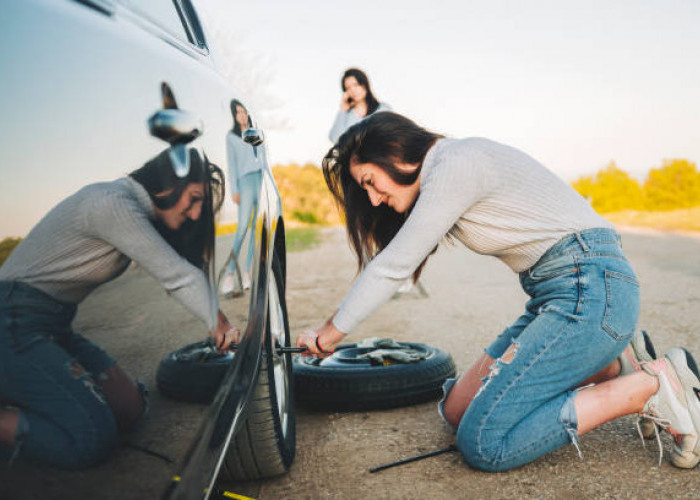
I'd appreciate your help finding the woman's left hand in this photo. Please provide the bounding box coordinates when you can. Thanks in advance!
[296,316,347,357]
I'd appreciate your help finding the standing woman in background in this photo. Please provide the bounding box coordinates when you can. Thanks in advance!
[220,99,266,295]
[329,68,392,143]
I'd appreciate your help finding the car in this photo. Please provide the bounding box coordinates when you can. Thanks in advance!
[0,1,294,498]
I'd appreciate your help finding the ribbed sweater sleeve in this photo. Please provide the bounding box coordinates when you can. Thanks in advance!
[87,187,219,329]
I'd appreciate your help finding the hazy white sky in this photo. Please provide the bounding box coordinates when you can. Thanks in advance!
[198,0,700,181]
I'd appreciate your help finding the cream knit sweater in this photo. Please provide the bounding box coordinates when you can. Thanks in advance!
[0,177,219,329]
[333,137,612,334]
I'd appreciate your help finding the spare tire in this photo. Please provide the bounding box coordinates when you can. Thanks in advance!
[156,340,231,404]
[293,342,456,411]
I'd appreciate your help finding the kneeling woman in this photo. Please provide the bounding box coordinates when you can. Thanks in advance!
[297,112,700,471]
[0,149,238,469]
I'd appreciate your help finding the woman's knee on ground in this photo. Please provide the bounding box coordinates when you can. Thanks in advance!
[98,364,147,431]
[455,412,514,472]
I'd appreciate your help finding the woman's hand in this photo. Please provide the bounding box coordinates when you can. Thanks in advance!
[211,310,241,353]
[340,91,353,112]
[296,316,347,357]
[232,193,240,205]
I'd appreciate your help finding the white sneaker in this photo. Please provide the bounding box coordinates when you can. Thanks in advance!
[242,272,251,291]
[618,330,657,439]
[219,272,243,297]
[640,348,700,468]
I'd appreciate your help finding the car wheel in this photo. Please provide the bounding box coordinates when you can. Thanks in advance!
[293,342,456,411]
[156,340,233,404]
[219,251,296,480]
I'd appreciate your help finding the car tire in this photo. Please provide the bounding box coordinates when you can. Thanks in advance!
[156,340,232,404]
[293,342,456,411]
[218,252,296,480]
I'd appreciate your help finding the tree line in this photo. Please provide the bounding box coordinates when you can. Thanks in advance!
[571,159,700,213]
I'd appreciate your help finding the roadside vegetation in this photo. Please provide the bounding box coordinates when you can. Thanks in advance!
[571,158,700,233]
[272,163,341,226]
[0,237,21,268]
[285,227,321,252]
[4,158,698,267]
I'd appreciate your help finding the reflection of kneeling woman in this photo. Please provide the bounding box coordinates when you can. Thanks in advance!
[0,150,238,469]
[221,99,266,294]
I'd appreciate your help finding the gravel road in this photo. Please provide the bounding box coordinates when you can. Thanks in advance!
[2,227,700,499]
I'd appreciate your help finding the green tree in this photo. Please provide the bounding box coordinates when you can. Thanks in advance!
[643,159,700,211]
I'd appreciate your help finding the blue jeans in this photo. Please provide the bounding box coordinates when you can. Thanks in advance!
[454,228,640,471]
[230,170,263,274]
[0,281,119,469]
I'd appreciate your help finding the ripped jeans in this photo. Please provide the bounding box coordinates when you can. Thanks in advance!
[0,281,126,469]
[448,228,640,471]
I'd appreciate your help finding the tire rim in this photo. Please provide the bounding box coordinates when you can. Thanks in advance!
[268,270,290,438]
[297,343,434,368]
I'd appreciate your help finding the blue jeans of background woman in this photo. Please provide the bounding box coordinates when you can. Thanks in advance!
[454,228,640,471]
[0,281,120,469]
[229,171,263,275]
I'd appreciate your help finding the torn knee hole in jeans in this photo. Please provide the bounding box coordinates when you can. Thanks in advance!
[474,342,519,400]
[66,361,107,406]
[500,342,519,364]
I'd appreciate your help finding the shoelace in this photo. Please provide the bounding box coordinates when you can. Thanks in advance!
[636,414,671,466]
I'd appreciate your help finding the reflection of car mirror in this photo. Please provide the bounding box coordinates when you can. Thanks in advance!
[148,109,203,145]
[242,128,264,147]
[168,144,190,178]
[148,109,204,178]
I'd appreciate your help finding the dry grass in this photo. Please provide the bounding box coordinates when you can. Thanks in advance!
[603,206,700,234]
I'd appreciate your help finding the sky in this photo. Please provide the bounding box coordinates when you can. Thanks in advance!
[197,0,700,181]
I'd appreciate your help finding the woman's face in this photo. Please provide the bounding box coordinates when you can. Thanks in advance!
[154,182,205,230]
[343,76,367,104]
[235,105,249,130]
[349,160,420,214]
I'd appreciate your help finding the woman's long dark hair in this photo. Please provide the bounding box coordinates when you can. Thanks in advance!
[230,99,253,137]
[130,148,225,280]
[342,68,381,115]
[323,112,442,281]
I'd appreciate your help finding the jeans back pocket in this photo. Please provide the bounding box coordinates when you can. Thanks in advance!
[602,270,640,340]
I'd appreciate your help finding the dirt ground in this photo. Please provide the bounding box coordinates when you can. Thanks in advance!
[2,227,700,499]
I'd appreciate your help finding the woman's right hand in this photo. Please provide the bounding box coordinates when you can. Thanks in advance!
[232,193,240,205]
[211,310,240,353]
[340,91,353,111]
[296,316,347,357]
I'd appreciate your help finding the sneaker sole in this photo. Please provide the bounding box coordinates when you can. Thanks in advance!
[665,348,700,468]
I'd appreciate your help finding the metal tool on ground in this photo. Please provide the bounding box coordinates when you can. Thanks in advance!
[369,444,458,473]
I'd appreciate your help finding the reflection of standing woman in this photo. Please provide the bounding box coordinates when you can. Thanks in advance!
[329,68,391,143]
[221,100,265,295]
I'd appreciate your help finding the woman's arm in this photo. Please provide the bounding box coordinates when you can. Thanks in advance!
[329,109,349,143]
[226,133,241,198]
[296,312,347,355]
[88,191,219,330]
[333,146,488,334]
